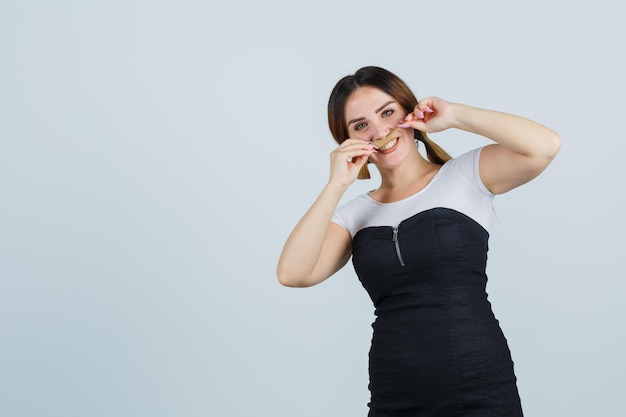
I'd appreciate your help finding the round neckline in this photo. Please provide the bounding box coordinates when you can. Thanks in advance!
[364,164,446,206]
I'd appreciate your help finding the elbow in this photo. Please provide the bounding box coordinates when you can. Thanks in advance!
[278,279,305,288]
[276,272,296,288]
[276,266,311,288]
[545,129,561,160]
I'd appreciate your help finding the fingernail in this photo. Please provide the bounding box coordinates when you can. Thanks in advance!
[416,110,424,119]
[423,106,433,113]
[397,123,411,128]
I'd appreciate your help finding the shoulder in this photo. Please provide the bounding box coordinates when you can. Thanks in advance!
[331,193,378,236]
[442,147,483,173]
[439,147,493,197]
[333,193,372,220]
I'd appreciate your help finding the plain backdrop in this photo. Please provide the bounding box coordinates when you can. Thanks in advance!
[1,0,624,416]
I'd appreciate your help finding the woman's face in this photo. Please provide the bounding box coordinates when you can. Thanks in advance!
[344,86,415,169]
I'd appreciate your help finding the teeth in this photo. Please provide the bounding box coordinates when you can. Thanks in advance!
[379,138,397,151]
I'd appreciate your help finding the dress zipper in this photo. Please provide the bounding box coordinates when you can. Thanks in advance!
[392,226,406,266]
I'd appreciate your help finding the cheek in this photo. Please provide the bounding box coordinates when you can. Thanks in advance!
[348,131,367,140]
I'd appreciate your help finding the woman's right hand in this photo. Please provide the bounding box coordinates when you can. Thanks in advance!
[328,139,376,188]
[278,140,368,287]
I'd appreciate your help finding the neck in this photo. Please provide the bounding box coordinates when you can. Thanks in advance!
[371,152,441,203]
[379,152,435,188]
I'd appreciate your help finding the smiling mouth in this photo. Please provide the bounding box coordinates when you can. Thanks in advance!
[379,138,400,151]
[372,128,400,150]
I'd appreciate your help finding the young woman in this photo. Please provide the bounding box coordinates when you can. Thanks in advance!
[277,66,560,416]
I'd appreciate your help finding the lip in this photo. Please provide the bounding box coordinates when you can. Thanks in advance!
[376,137,400,154]
[372,128,400,149]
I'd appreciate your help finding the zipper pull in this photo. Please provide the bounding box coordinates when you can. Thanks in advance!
[392,226,405,267]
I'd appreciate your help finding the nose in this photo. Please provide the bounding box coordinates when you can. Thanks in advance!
[370,122,393,142]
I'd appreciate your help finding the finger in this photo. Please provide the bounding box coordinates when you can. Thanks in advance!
[340,138,374,148]
[402,111,424,124]
[401,119,429,132]
[343,148,376,162]
[332,144,375,162]
[337,140,376,154]
[417,97,436,114]
[349,153,371,170]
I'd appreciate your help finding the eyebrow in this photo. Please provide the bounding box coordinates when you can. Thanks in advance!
[347,100,396,127]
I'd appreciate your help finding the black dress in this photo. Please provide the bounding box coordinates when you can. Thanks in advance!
[351,207,523,417]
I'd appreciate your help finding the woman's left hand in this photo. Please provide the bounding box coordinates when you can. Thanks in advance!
[399,96,455,133]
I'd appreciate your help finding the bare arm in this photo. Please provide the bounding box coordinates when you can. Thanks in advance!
[276,139,376,287]
[276,184,352,287]
[449,103,561,194]
[403,98,561,194]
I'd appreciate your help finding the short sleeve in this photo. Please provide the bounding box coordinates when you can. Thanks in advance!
[447,147,494,198]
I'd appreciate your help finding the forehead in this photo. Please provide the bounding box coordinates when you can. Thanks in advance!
[344,86,394,119]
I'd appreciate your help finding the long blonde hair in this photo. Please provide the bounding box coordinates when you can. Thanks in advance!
[327,66,451,179]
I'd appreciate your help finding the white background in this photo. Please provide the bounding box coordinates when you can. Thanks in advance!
[1,1,624,416]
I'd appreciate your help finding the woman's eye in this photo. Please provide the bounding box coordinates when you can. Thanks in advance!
[382,109,394,117]
[355,122,367,131]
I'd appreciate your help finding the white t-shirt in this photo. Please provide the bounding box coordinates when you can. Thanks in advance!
[331,148,495,238]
